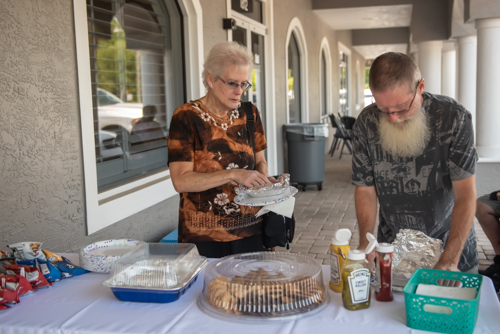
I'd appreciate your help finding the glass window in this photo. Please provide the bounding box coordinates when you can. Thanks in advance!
[355,61,360,107]
[339,50,348,116]
[288,33,301,123]
[87,0,185,191]
[231,0,263,23]
[320,50,327,116]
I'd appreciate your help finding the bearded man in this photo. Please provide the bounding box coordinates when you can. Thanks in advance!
[352,52,478,273]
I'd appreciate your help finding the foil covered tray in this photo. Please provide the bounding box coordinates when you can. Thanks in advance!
[198,252,328,322]
[103,243,207,303]
[236,174,290,198]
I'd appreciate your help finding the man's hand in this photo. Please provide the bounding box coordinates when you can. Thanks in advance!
[433,259,459,272]
[433,259,462,287]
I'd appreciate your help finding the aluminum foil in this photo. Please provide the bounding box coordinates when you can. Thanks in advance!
[236,173,290,198]
[392,229,443,290]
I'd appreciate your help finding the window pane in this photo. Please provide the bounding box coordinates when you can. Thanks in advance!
[339,51,348,116]
[87,0,184,191]
[251,32,265,127]
[288,33,301,123]
[321,51,327,116]
[231,0,263,23]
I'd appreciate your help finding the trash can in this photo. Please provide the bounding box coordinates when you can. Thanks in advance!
[283,123,329,191]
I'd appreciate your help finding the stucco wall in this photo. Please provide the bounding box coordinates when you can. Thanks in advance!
[201,0,228,57]
[0,0,178,253]
[273,0,341,173]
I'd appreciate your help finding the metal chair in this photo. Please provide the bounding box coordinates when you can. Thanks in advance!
[328,114,340,156]
[332,116,353,159]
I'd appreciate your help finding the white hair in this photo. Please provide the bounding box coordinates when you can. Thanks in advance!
[378,108,431,158]
[202,42,254,89]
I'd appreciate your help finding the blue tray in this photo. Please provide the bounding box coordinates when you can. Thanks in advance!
[110,273,199,303]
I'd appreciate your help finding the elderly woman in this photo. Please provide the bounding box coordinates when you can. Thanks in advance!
[167,42,272,257]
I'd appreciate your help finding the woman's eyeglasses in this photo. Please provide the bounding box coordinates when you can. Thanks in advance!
[377,79,421,116]
[218,76,252,92]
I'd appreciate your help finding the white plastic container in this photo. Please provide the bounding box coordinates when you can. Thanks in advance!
[79,239,144,273]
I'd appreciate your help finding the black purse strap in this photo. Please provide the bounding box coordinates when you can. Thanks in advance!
[242,102,256,161]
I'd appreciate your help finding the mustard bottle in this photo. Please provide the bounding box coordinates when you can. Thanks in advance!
[329,228,352,292]
[341,233,378,311]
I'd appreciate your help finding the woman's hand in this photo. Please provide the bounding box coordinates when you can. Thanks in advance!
[268,176,278,183]
[232,169,271,188]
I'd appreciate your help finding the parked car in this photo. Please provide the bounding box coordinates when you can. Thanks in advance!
[97,88,144,134]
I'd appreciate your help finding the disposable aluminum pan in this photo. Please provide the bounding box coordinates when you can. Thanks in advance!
[103,243,207,303]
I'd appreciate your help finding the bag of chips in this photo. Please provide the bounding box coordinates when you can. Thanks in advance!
[0,288,20,306]
[15,259,62,283]
[3,265,51,288]
[0,275,35,296]
[53,258,89,278]
[8,242,46,261]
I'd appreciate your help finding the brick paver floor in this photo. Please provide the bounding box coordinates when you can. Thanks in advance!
[277,151,495,271]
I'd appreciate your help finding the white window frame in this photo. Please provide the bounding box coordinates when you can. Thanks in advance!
[285,17,309,123]
[338,42,351,116]
[73,0,203,234]
[225,0,277,176]
[319,37,332,122]
[355,60,362,113]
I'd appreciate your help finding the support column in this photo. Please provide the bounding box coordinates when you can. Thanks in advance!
[475,18,500,159]
[441,42,456,99]
[457,35,477,127]
[417,41,443,94]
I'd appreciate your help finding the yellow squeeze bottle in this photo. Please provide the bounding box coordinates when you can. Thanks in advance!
[329,228,352,292]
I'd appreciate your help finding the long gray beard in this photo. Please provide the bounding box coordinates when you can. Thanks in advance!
[378,108,431,158]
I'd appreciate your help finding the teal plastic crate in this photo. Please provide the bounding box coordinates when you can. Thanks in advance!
[403,269,482,334]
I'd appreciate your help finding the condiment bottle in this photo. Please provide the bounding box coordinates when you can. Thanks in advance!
[329,228,352,293]
[375,242,394,302]
[341,233,377,311]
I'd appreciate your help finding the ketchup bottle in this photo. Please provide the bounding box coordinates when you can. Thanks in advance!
[375,243,394,302]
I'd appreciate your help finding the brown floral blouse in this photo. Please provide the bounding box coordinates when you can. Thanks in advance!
[167,100,268,243]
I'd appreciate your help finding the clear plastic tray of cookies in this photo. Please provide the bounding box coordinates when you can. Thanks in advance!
[103,243,207,303]
[197,252,328,322]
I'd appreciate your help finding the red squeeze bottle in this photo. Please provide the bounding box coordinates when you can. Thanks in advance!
[375,243,394,302]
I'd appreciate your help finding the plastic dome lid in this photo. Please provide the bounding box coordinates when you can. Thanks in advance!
[331,228,352,245]
[376,242,394,253]
[198,252,329,321]
[347,249,366,261]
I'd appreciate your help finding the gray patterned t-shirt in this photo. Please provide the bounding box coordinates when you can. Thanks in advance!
[352,92,478,271]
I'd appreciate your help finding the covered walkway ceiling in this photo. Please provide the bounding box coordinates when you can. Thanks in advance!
[312,0,476,60]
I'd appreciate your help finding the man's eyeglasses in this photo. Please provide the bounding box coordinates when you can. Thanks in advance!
[377,79,421,116]
[218,76,252,92]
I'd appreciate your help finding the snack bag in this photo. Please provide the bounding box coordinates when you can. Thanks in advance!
[0,275,35,296]
[0,250,14,259]
[53,258,89,278]
[42,250,88,278]
[15,258,62,283]
[42,250,63,263]
[8,242,47,261]
[0,288,20,306]
[4,265,51,288]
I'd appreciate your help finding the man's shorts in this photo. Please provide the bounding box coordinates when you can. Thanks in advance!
[478,193,500,215]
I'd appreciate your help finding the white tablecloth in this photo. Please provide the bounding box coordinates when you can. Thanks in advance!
[1,254,499,334]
